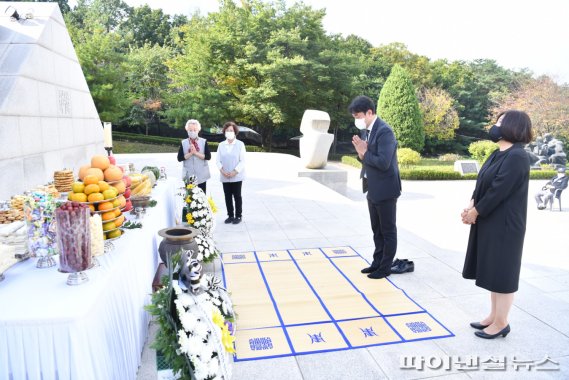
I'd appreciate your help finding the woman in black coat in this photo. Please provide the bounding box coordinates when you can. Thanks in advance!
[461,110,533,339]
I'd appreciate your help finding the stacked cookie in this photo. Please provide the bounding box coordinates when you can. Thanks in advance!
[0,209,23,224]
[53,169,74,192]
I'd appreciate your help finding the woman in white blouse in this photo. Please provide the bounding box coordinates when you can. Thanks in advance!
[216,121,246,224]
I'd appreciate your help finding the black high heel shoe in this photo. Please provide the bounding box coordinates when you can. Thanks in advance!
[474,325,510,339]
[470,322,490,330]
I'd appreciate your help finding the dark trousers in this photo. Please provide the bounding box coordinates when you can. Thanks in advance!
[222,181,242,218]
[198,181,206,194]
[367,197,398,274]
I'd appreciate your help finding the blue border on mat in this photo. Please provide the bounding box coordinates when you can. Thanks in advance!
[221,246,454,361]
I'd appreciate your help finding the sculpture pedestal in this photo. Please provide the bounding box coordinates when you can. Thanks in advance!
[298,164,348,193]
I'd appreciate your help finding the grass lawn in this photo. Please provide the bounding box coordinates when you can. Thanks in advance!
[114,141,178,154]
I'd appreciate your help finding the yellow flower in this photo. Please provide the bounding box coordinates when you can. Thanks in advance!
[185,196,192,203]
[186,184,194,189]
[185,214,194,224]
[208,197,218,213]
[212,310,225,329]
[221,325,236,354]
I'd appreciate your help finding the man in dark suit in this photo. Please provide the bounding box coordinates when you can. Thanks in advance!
[534,166,568,209]
[349,96,402,279]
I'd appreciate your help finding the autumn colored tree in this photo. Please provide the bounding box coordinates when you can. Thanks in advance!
[493,76,569,140]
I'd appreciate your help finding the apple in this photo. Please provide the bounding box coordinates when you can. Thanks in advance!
[108,155,116,165]
[123,175,132,187]
[124,188,131,198]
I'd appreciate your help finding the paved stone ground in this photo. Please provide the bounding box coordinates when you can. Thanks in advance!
[128,152,569,380]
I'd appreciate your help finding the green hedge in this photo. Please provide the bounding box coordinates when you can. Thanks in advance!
[113,131,265,152]
[341,155,557,180]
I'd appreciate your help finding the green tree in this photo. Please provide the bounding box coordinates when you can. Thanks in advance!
[125,44,173,134]
[67,11,129,122]
[119,5,173,47]
[166,0,360,149]
[378,65,424,152]
[67,0,131,34]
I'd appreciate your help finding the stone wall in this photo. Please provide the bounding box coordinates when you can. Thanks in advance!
[0,2,103,199]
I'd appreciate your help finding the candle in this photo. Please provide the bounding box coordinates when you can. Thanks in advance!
[103,122,112,147]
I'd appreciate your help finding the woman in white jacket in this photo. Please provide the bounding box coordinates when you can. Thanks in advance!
[216,121,246,224]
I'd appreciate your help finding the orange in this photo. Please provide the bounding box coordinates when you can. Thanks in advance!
[84,184,100,195]
[91,155,110,171]
[97,201,113,211]
[67,192,73,201]
[72,182,85,193]
[114,215,125,228]
[87,193,104,202]
[117,195,126,208]
[85,168,104,181]
[98,181,110,192]
[103,221,115,231]
[112,199,121,208]
[83,175,99,186]
[101,211,116,221]
[104,166,123,182]
[102,188,117,200]
[88,204,95,212]
[107,229,122,239]
[70,193,87,202]
[78,165,91,181]
[114,208,121,217]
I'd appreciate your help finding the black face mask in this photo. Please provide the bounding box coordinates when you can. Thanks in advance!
[488,124,502,142]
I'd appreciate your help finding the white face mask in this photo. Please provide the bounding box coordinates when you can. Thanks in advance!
[558,173,565,178]
[354,118,367,130]
[225,131,236,140]
[188,131,198,139]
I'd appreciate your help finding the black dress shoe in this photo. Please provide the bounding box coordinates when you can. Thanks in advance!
[232,217,242,224]
[367,270,390,279]
[224,217,234,224]
[390,258,407,268]
[470,322,490,330]
[391,260,414,274]
[474,325,510,339]
[390,258,408,270]
[361,266,378,274]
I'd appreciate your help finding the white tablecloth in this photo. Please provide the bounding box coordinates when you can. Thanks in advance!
[0,179,179,380]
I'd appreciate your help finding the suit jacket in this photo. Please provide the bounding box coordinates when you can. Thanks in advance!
[362,118,402,203]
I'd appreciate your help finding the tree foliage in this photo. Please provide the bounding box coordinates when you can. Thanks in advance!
[493,76,569,140]
[378,65,425,152]
[419,87,459,141]
[62,0,536,154]
[67,17,129,122]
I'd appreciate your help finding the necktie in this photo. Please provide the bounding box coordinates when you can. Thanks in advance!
[360,129,369,141]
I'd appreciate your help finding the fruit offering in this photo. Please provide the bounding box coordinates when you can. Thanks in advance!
[23,191,58,259]
[55,202,92,273]
[129,173,152,197]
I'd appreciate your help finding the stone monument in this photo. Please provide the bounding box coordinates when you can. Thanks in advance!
[0,2,104,199]
[299,109,334,169]
[453,160,480,175]
[297,109,347,193]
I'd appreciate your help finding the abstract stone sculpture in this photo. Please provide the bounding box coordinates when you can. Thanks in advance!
[299,110,334,169]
